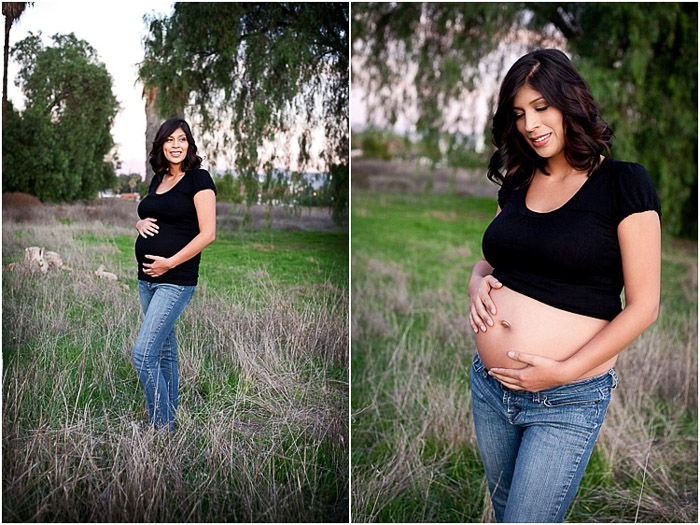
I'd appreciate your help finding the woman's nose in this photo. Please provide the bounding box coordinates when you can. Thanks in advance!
[524,112,540,132]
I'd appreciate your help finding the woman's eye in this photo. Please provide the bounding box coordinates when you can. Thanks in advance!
[514,113,524,119]
[535,106,549,112]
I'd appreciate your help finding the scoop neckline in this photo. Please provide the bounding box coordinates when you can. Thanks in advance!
[520,157,609,216]
[154,171,188,195]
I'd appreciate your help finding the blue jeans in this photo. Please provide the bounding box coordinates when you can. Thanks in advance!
[470,352,618,523]
[132,280,195,432]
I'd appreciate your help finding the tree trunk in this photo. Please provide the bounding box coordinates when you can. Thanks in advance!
[3,2,28,121]
[3,15,11,119]
[143,84,160,185]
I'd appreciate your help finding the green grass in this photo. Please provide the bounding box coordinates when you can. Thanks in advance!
[351,188,697,523]
[201,230,347,288]
[77,229,348,291]
[352,192,493,290]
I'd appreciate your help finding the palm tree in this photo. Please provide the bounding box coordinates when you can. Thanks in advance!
[3,1,30,116]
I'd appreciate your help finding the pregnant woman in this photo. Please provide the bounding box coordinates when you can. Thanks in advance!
[132,117,217,433]
[468,49,661,522]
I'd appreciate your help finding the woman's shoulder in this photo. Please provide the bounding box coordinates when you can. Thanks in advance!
[186,167,211,177]
[185,168,217,193]
[598,157,650,180]
[598,157,660,221]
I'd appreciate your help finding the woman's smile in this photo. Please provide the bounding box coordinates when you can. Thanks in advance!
[530,132,552,147]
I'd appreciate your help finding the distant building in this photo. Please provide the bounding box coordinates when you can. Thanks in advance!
[98,189,115,198]
[117,193,140,201]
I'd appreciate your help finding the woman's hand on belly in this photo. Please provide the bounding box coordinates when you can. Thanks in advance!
[488,351,575,392]
[468,274,503,333]
[136,218,159,238]
[143,254,175,277]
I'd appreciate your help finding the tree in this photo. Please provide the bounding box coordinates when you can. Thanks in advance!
[115,173,142,194]
[139,2,349,219]
[3,32,119,200]
[353,2,697,238]
[215,172,243,203]
[353,3,527,141]
[2,1,30,117]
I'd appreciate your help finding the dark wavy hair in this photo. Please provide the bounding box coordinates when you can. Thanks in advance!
[148,117,202,178]
[487,49,613,187]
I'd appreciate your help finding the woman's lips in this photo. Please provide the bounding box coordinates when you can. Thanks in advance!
[530,133,552,148]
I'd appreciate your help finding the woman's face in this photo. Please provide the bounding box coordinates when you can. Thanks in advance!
[512,84,565,161]
[162,128,189,168]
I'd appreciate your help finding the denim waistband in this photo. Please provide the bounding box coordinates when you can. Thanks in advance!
[472,352,619,393]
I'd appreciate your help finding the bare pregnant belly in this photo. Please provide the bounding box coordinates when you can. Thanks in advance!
[475,286,617,380]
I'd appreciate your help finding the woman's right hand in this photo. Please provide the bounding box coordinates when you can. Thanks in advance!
[136,218,159,238]
[468,275,502,334]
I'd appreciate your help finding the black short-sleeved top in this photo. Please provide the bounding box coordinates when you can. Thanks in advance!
[481,158,661,321]
[135,168,217,286]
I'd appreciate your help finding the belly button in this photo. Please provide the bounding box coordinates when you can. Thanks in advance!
[500,320,511,329]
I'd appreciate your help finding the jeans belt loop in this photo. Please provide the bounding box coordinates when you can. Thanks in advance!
[609,369,619,389]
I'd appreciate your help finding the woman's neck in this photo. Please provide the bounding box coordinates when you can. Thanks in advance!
[543,152,578,181]
[167,166,185,177]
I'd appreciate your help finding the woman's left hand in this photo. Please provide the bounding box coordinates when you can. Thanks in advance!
[488,351,573,392]
[143,255,173,277]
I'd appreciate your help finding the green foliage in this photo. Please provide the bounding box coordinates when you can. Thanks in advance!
[356,128,392,160]
[215,172,243,204]
[353,2,698,238]
[328,163,348,224]
[3,32,118,201]
[114,173,142,194]
[139,3,348,172]
[137,180,149,199]
[354,127,489,169]
[214,169,342,216]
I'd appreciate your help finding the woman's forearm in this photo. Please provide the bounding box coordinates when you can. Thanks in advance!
[166,230,216,269]
[562,301,659,381]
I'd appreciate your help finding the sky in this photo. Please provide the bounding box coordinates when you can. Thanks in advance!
[7,0,175,176]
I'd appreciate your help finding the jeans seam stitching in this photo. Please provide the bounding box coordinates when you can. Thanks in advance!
[551,422,599,521]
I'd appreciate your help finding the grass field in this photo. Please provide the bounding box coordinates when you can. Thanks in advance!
[351,189,697,522]
[2,199,348,522]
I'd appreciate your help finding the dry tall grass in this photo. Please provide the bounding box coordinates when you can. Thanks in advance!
[3,207,348,522]
[1,192,343,232]
[351,251,697,522]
